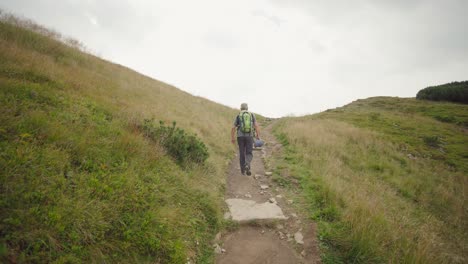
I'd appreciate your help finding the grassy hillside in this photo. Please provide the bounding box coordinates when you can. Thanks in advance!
[0,16,241,263]
[272,97,467,263]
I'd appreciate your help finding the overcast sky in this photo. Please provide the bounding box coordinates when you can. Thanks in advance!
[2,0,467,117]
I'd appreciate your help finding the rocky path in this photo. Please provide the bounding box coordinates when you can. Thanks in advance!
[215,122,320,264]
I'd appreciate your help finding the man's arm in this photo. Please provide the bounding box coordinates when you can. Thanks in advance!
[252,114,260,139]
[231,126,237,144]
[232,115,239,144]
[254,122,260,139]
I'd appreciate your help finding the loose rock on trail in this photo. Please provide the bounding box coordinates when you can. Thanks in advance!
[215,121,320,264]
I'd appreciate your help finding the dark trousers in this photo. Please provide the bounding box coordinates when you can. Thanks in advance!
[237,136,253,172]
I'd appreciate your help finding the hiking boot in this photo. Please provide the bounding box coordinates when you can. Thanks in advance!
[245,165,251,176]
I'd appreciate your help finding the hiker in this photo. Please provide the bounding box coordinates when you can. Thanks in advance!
[231,103,260,175]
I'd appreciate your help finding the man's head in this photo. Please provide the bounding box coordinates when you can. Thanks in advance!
[241,103,248,110]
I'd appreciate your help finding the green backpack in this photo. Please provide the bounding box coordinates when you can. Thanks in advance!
[239,110,253,133]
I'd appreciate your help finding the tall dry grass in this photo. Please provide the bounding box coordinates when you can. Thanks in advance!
[274,118,466,263]
[0,15,240,188]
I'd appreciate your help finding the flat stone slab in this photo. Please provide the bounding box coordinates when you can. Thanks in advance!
[226,199,287,222]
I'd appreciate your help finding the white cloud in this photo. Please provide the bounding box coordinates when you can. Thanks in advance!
[84,12,98,27]
[1,0,467,117]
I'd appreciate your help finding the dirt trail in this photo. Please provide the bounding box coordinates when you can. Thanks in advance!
[215,121,320,264]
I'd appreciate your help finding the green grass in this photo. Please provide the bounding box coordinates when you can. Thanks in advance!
[0,17,243,263]
[0,78,216,263]
[324,97,468,173]
[272,97,467,263]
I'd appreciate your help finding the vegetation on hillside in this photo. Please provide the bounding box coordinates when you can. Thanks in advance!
[0,14,239,263]
[141,119,209,166]
[416,81,468,104]
[272,97,467,263]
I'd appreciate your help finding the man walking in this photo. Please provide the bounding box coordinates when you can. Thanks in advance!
[231,103,260,176]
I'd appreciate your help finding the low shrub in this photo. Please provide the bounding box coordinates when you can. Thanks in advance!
[422,135,442,148]
[142,119,209,166]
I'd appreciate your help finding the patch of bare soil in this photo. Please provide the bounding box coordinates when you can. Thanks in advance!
[215,121,320,264]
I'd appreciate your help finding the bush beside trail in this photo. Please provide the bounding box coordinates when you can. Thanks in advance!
[416,81,468,104]
[141,119,209,166]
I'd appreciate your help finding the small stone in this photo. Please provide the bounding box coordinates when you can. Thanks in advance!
[221,248,226,253]
[64,170,73,179]
[244,194,252,198]
[260,185,269,190]
[269,198,277,204]
[214,244,222,254]
[254,174,261,179]
[278,231,285,240]
[301,250,306,257]
[294,232,304,244]
[287,200,294,204]
[261,230,265,234]
[291,213,298,218]
[265,172,273,176]
[224,212,231,220]
[260,191,264,195]
[276,195,282,199]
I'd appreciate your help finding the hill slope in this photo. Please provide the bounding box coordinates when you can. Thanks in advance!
[272,97,467,263]
[0,17,239,263]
